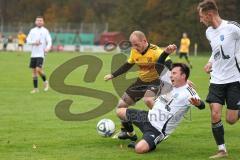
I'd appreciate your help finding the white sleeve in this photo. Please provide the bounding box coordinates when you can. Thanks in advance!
[205,28,211,42]
[159,70,173,95]
[186,87,201,105]
[230,22,240,40]
[45,29,52,50]
[229,22,240,66]
[208,54,214,63]
[26,29,35,45]
[160,70,171,84]
[205,29,214,63]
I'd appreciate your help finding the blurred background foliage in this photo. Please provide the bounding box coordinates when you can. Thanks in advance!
[0,0,240,50]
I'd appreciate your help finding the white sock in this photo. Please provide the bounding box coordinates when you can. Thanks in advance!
[218,144,226,152]
[127,131,135,137]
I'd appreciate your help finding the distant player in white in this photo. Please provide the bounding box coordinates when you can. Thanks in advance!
[198,0,240,158]
[27,16,52,93]
[117,62,205,154]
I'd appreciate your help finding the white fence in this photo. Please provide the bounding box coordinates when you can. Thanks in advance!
[0,42,121,53]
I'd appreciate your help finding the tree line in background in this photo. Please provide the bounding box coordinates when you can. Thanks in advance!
[0,0,240,51]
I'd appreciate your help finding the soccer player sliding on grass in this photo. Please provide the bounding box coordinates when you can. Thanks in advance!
[116,62,205,154]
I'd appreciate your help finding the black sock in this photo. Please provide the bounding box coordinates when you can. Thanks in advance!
[40,74,46,82]
[186,58,192,66]
[238,110,240,119]
[121,121,134,133]
[33,77,38,88]
[212,120,225,145]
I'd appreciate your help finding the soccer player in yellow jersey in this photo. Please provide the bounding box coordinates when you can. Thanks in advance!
[179,32,192,68]
[17,31,27,51]
[104,30,176,141]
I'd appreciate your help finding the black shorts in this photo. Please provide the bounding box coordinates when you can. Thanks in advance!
[18,44,23,47]
[29,57,44,68]
[125,78,160,103]
[206,82,240,110]
[179,52,188,59]
[126,109,165,151]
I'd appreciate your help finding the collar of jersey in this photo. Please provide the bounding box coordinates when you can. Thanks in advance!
[141,43,150,55]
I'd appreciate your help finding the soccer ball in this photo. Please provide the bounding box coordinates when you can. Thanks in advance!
[96,119,115,137]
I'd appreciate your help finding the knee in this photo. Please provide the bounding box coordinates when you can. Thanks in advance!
[117,99,129,109]
[226,117,237,125]
[116,100,128,119]
[32,69,37,76]
[211,111,221,122]
[143,97,154,109]
[116,108,126,120]
[36,67,41,72]
[116,108,122,117]
[135,143,148,154]
[36,68,43,74]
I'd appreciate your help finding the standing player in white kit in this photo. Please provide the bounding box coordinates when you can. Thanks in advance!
[198,0,240,158]
[27,16,52,93]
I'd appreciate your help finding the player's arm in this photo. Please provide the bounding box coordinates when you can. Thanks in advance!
[155,44,176,74]
[186,80,196,89]
[230,21,240,40]
[189,97,205,110]
[104,49,136,81]
[157,51,169,64]
[230,22,240,68]
[204,55,213,74]
[188,87,205,110]
[104,62,134,81]
[187,39,190,47]
[157,44,176,63]
[23,34,27,43]
[204,30,214,74]
[45,30,52,53]
[26,30,33,44]
[26,30,41,46]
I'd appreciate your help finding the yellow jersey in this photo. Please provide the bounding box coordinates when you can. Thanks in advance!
[128,44,170,82]
[17,33,26,45]
[179,37,190,53]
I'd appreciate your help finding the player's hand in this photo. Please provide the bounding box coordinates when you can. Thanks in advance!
[35,40,41,46]
[189,97,201,106]
[204,62,212,74]
[164,44,177,54]
[44,48,50,53]
[187,80,196,89]
[104,74,114,81]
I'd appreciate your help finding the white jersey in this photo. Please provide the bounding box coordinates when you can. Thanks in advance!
[148,83,200,135]
[206,20,240,84]
[27,27,52,58]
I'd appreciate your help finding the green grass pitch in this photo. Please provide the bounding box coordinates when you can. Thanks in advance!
[0,52,239,160]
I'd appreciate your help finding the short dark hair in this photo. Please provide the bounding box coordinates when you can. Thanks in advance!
[197,0,218,13]
[36,16,44,19]
[172,63,190,80]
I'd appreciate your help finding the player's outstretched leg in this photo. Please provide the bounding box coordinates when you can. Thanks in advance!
[118,120,137,141]
[116,93,137,140]
[116,107,137,142]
